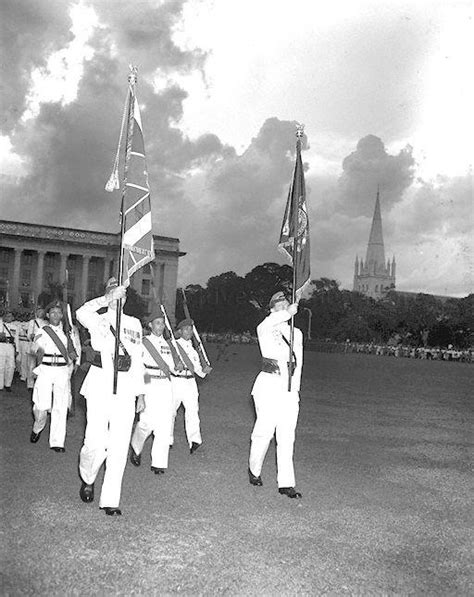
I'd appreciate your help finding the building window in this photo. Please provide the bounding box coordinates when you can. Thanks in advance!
[20,293,31,307]
[375,285,379,293]
[0,267,8,281]
[23,253,33,265]
[45,254,56,267]
[68,274,75,290]
[0,251,10,263]
[21,269,31,286]
[142,279,151,296]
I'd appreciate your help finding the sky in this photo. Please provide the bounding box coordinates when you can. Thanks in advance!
[0,0,472,297]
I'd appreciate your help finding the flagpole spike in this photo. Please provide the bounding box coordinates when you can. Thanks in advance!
[295,123,305,139]
[128,65,138,86]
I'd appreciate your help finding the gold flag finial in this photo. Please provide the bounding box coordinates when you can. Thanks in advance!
[128,64,138,86]
[295,123,305,139]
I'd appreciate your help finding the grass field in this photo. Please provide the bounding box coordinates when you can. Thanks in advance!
[1,345,472,595]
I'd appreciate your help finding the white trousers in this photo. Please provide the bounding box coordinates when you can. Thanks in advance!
[0,344,15,389]
[79,391,135,508]
[32,366,70,448]
[249,389,300,488]
[17,340,29,380]
[170,377,201,447]
[131,378,173,468]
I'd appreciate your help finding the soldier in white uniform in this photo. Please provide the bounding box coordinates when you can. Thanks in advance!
[16,315,30,382]
[0,309,18,392]
[248,292,303,499]
[130,308,182,474]
[30,301,79,451]
[170,318,212,454]
[76,278,145,516]
[26,307,48,390]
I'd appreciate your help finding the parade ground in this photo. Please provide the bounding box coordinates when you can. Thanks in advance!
[1,345,472,596]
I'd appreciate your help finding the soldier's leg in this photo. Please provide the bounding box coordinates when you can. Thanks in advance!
[130,388,155,457]
[169,379,184,446]
[79,393,110,485]
[32,405,48,434]
[49,371,69,448]
[249,392,278,477]
[150,382,173,468]
[99,394,135,508]
[0,347,6,389]
[181,381,201,447]
[4,347,15,388]
[275,391,300,488]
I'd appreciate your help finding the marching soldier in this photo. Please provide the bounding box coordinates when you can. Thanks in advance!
[170,318,212,454]
[16,314,30,383]
[0,309,18,392]
[29,301,79,451]
[26,307,48,390]
[248,291,303,499]
[130,308,182,475]
[76,278,145,516]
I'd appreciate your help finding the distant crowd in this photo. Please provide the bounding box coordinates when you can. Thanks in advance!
[200,331,473,363]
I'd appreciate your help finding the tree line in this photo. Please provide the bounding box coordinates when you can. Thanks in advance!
[175,263,473,349]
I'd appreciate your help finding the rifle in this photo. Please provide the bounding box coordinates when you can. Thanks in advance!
[62,270,77,416]
[180,288,211,367]
[159,304,185,370]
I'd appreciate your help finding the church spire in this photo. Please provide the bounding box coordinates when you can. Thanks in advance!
[365,187,386,271]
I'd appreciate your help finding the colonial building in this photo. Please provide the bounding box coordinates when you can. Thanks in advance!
[353,190,396,298]
[0,219,185,320]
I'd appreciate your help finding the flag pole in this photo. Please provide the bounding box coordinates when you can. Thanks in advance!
[113,66,137,395]
[287,125,304,391]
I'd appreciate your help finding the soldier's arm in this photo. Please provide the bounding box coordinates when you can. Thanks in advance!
[75,296,109,331]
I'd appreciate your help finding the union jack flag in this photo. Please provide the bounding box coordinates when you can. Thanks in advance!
[121,91,154,287]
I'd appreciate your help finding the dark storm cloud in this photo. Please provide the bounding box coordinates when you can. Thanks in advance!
[0,0,72,134]
[1,0,230,230]
[174,117,308,282]
[336,135,415,217]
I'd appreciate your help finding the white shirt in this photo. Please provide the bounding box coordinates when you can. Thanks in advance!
[176,337,206,378]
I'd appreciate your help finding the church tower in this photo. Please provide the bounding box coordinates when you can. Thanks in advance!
[353,189,396,298]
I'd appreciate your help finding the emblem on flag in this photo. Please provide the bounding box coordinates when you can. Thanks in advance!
[278,125,311,300]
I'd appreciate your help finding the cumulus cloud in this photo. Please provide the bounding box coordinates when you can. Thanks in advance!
[337,134,416,216]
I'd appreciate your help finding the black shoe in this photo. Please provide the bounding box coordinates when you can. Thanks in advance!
[278,487,302,499]
[130,449,141,467]
[248,468,263,486]
[4,387,12,392]
[151,467,165,475]
[51,446,66,453]
[30,430,42,443]
[80,481,94,503]
[190,442,201,454]
[101,507,122,516]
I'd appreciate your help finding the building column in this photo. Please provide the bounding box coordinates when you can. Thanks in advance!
[81,255,90,303]
[35,251,45,304]
[59,252,68,286]
[11,248,22,308]
[103,257,112,286]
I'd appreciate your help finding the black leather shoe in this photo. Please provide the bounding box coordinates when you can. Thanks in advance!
[151,466,165,474]
[190,442,201,454]
[51,447,65,453]
[101,507,122,516]
[80,481,94,503]
[278,487,302,499]
[130,449,141,467]
[248,468,263,486]
[30,430,42,443]
[4,387,12,392]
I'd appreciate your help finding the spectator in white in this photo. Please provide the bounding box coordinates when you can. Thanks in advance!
[0,309,19,392]
[76,278,145,516]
